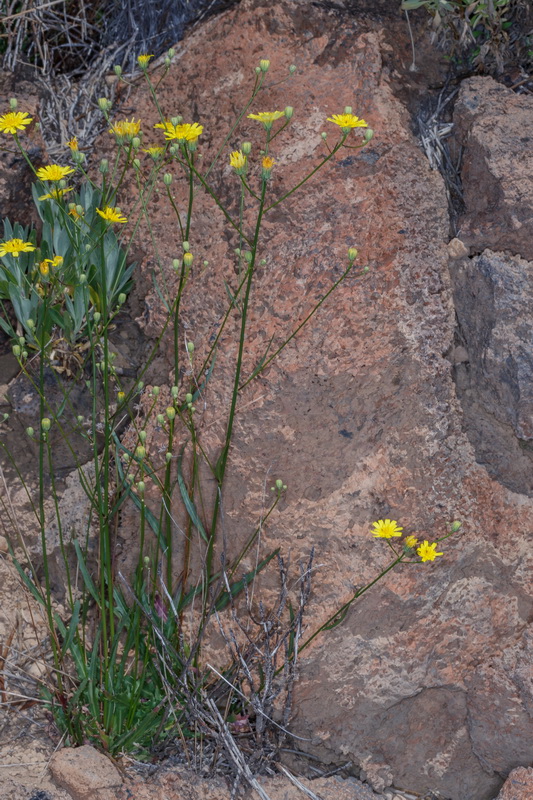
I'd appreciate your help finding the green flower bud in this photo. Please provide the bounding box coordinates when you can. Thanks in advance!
[348,247,358,262]
[137,480,145,494]
[139,430,147,443]
[234,248,241,256]
[165,451,172,463]
[183,252,193,267]
[157,414,165,425]
[289,64,297,74]
[26,427,34,437]
[275,478,283,489]
[137,381,144,390]
[321,132,327,139]
[26,318,34,329]
[132,136,141,148]
[41,418,51,432]
[151,385,160,396]
[59,179,67,189]
[259,258,267,266]
[127,473,134,482]
[243,251,253,263]
[167,48,175,57]
[76,204,84,215]
[172,259,180,270]
[73,151,85,164]
[132,157,141,169]
[118,292,126,304]
[170,145,178,155]
[242,141,252,155]
[187,341,194,353]
[166,406,176,420]
[99,159,109,174]
[182,241,190,252]
[79,274,87,284]
[144,555,151,566]
[255,66,261,74]
[203,260,209,267]
[171,116,182,126]
[9,98,17,110]
[135,445,146,459]
[164,57,171,68]
[363,128,374,142]
[344,106,353,115]
[163,172,172,186]
[450,520,462,533]
[260,59,270,72]
[12,345,21,357]
[171,385,179,398]
[93,312,101,325]
[18,336,25,345]
[98,97,111,112]
[284,106,294,120]
[77,415,84,423]
[114,65,122,77]
[22,351,27,358]
[185,393,193,404]
[187,139,198,152]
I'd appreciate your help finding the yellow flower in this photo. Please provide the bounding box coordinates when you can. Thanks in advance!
[262,156,275,170]
[67,136,78,150]
[160,122,203,142]
[417,541,443,562]
[69,207,84,220]
[39,255,63,276]
[117,391,126,403]
[109,118,141,140]
[0,238,36,257]
[247,111,284,129]
[327,113,368,131]
[229,150,247,172]
[96,206,127,224]
[38,187,73,201]
[137,54,154,69]
[143,146,165,159]
[405,535,418,548]
[371,519,403,539]
[0,111,33,134]
[36,164,75,181]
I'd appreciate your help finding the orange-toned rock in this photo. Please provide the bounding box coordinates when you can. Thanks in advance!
[495,767,533,800]
[99,2,533,799]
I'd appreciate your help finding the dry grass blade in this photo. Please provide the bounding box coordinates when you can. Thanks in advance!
[276,764,325,800]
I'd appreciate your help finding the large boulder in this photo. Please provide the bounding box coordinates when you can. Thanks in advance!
[103,2,533,799]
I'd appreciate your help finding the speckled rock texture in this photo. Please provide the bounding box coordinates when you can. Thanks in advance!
[100,2,533,799]
[495,767,533,800]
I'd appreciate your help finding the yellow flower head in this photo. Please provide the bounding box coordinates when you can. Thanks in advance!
[0,111,33,135]
[262,156,275,170]
[39,255,63,276]
[69,206,84,220]
[404,535,419,549]
[38,187,73,201]
[67,136,78,151]
[96,206,127,224]
[247,111,284,129]
[161,122,203,142]
[371,519,403,539]
[109,118,141,141]
[36,164,75,181]
[229,150,247,172]
[137,54,154,69]
[143,146,165,159]
[0,238,36,258]
[327,113,368,132]
[417,541,443,563]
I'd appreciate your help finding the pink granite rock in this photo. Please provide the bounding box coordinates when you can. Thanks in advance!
[49,745,123,800]
[495,767,533,800]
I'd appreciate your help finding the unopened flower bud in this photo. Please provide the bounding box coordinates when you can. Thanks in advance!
[289,64,297,74]
[118,292,126,305]
[171,116,182,126]
[243,251,252,263]
[76,204,84,215]
[165,451,172,462]
[41,418,51,432]
[164,57,171,68]
[185,393,193,404]
[260,59,270,72]
[275,478,284,489]
[98,97,111,112]
[114,65,122,77]
[99,159,109,174]
[93,312,101,324]
[135,445,146,459]
[9,98,17,110]
[76,415,84,423]
[255,66,261,74]
[344,106,352,114]
[117,391,125,403]
[132,136,141,148]
[321,132,327,139]
[172,258,180,271]
[137,381,144,390]
[151,385,160,397]
[166,406,176,420]
[284,106,294,120]
[167,48,175,58]
[183,252,193,267]
[26,426,34,437]
[171,385,179,397]
[12,345,21,357]
[139,430,147,443]
[79,273,87,284]
[182,240,190,252]
[348,247,358,262]
[157,414,165,425]
[163,173,172,186]
[137,480,145,494]
[187,341,194,353]
[450,520,462,533]
[132,158,140,169]
[363,128,374,142]
[242,141,252,155]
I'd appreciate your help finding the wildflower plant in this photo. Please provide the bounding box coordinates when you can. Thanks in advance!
[0,57,462,765]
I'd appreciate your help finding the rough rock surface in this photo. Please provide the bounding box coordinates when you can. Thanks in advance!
[453,76,533,260]
[49,745,122,800]
[495,767,533,800]
[94,2,533,799]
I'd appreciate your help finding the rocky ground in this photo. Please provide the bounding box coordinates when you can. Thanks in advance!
[1,1,533,799]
